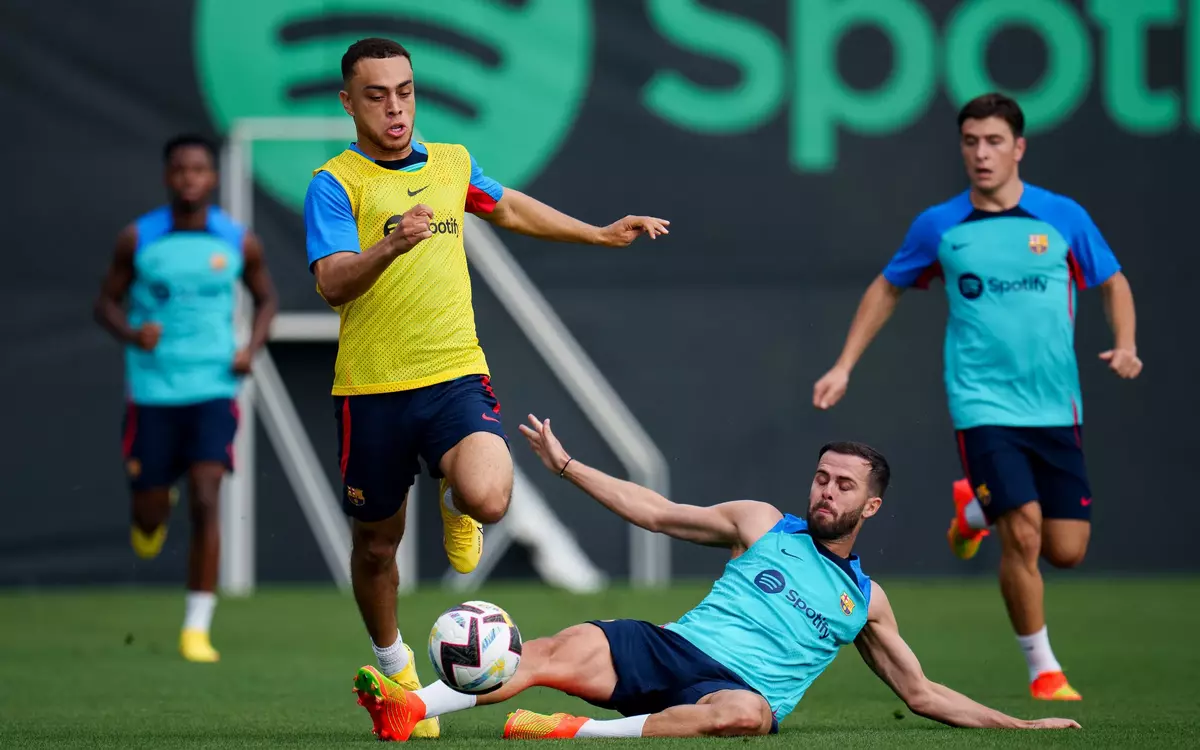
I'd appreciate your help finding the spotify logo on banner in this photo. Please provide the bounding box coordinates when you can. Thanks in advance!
[195,0,592,211]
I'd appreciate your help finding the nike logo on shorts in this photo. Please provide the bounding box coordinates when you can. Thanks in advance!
[482,413,500,424]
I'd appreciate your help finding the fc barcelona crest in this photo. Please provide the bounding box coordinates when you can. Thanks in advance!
[840,592,855,616]
[1029,234,1049,254]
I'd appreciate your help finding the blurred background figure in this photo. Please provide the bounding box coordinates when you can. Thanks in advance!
[93,135,277,662]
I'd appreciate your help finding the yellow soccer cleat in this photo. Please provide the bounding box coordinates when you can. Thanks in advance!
[503,709,589,740]
[179,628,220,663]
[131,524,168,560]
[353,665,430,742]
[440,478,483,575]
[1030,671,1082,701]
[947,479,989,561]
[387,644,440,738]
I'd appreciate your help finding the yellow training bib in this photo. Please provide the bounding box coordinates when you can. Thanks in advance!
[314,143,489,395]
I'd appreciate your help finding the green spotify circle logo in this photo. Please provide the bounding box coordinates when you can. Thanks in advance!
[195,0,592,211]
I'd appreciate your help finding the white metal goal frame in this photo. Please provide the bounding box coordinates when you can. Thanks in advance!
[217,116,670,595]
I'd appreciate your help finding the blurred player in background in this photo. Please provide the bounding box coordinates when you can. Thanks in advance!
[94,134,277,662]
[349,415,1079,740]
[813,93,1141,700]
[304,38,668,737]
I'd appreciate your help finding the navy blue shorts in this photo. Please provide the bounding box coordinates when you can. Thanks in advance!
[957,425,1093,523]
[587,619,778,733]
[334,374,507,523]
[121,398,238,491]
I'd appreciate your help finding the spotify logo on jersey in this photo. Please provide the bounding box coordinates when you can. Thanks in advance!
[383,214,459,238]
[195,0,592,212]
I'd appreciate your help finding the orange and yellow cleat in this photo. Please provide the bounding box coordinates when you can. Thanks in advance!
[947,478,989,560]
[503,710,589,740]
[1030,671,1082,701]
[352,665,428,741]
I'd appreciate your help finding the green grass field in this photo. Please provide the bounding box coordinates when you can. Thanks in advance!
[2,579,1197,748]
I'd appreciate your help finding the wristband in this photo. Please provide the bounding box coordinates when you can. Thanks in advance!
[558,457,574,478]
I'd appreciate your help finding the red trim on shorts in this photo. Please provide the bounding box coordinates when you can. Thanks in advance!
[122,403,138,458]
[956,430,973,486]
[340,398,352,480]
[481,375,501,414]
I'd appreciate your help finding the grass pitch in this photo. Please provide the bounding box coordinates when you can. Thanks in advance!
[1,579,1198,748]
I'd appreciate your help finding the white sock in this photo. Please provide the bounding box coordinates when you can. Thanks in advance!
[442,483,462,516]
[964,498,988,530]
[372,632,410,677]
[1017,625,1063,682]
[575,715,649,738]
[414,680,477,718]
[183,591,216,633]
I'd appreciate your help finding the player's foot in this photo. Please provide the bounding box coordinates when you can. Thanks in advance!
[386,645,440,738]
[503,709,589,740]
[179,628,219,663]
[131,524,167,559]
[352,665,429,741]
[947,478,989,560]
[1030,671,1082,701]
[440,478,483,574]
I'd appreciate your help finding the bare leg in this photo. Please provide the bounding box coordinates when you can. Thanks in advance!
[438,432,513,525]
[186,463,223,593]
[642,690,773,738]
[350,498,408,646]
[996,502,1044,636]
[1041,520,1090,569]
[132,488,172,534]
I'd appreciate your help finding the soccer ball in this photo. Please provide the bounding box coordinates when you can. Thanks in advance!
[428,600,522,694]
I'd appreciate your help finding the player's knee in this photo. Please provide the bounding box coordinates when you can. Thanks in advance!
[456,481,511,525]
[999,509,1042,561]
[708,700,771,736]
[351,528,401,570]
[1044,545,1086,569]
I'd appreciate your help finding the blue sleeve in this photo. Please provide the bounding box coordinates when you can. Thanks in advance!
[304,172,360,270]
[465,151,504,213]
[882,210,943,288]
[1055,201,1120,289]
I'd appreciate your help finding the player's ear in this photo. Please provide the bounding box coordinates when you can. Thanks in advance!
[339,89,354,118]
[861,496,882,520]
[1013,136,1026,163]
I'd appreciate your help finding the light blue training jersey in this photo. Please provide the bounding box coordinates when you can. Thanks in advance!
[125,206,245,406]
[881,184,1120,430]
[665,515,871,723]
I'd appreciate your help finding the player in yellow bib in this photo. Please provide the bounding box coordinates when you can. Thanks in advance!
[303,38,669,739]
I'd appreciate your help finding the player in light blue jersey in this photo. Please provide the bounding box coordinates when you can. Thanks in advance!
[813,93,1142,701]
[94,135,277,662]
[345,414,1078,741]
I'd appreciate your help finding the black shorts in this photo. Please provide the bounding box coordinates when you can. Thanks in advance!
[956,425,1093,523]
[121,399,239,491]
[587,619,778,733]
[334,374,508,523]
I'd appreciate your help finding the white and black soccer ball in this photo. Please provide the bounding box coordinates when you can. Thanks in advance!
[428,600,522,694]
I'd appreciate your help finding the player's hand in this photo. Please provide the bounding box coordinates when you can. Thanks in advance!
[232,348,253,375]
[388,204,435,253]
[1099,347,1142,379]
[518,414,572,475]
[598,216,670,247]
[1021,718,1082,730]
[813,366,850,409]
[133,322,162,352]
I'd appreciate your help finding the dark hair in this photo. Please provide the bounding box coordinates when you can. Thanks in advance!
[818,442,891,498]
[163,134,217,165]
[957,92,1025,138]
[342,37,411,83]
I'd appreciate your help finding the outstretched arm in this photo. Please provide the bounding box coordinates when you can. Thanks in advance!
[812,275,903,408]
[478,188,669,247]
[855,583,1080,730]
[518,414,781,550]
